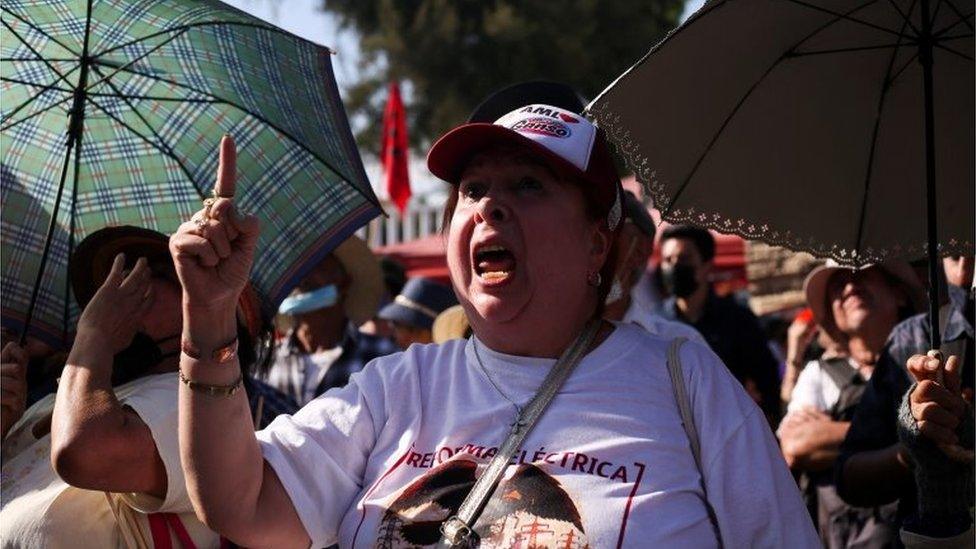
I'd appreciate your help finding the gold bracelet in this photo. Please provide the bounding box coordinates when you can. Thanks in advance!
[178,369,243,397]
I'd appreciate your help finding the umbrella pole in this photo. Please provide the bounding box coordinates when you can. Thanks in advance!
[19,0,93,347]
[919,0,941,352]
[20,138,76,346]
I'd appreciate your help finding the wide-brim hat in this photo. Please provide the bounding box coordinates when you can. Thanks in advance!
[333,234,384,326]
[427,103,623,231]
[432,304,471,343]
[378,277,457,331]
[70,225,263,338]
[803,259,926,330]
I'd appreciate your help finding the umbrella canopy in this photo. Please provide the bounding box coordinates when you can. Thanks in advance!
[1,0,381,348]
[589,0,973,265]
[588,0,973,345]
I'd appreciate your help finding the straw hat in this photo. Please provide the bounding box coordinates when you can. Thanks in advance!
[803,259,926,329]
[70,225,263,338]
[432,305,471,344]
[332,235,384,326]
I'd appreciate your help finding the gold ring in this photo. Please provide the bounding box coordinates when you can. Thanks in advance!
[193,216,207,229]
[202,197,216,219]
[213,189,234,200]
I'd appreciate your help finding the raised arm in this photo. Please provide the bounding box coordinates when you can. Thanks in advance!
[171,136,309,548]
[50,255,167,497]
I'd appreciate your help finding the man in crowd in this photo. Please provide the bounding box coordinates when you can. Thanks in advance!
[656,224,782,422]
[837,256,974,545]
[378,277,457,350]
[603,193,705,343]
[1,225,293,546]
[266,234,391,406]
[778,260,924,546]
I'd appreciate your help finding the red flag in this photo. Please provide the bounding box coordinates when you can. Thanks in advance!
[381,81,411,213]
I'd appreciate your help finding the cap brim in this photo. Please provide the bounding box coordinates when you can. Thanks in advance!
[378,302,434,330]
[427,123,586,186]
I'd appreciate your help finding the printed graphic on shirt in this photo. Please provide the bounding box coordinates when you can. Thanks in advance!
[375,455,589,548]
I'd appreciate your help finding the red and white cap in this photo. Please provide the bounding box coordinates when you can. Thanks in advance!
[427,104,623,230]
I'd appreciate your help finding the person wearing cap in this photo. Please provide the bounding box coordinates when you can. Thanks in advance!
[264,235,391,406]
[378,277,458,350]
[657,224,784,424]
[171,109,816,547]
[0,225,295,547]
[837,256,975,547]
[603,191,705,344]
[777,260,924,546]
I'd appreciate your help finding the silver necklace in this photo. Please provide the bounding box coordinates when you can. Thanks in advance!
[472,338,528,433]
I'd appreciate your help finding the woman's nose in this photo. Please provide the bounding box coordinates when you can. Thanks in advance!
[475,195,509,224]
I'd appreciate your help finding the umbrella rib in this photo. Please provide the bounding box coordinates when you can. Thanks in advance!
[0,6,78,57]
[932,41,974,59]
[92,20,328,60]
[936,2,974,33]
[87,64,205,198]
[89,61,379,209]
[852,9,916,262]
[0,93,73,133]
[788,42,917,57]
[85,96,205,200]
[885,0,922,35]
[782,0,912,39]
[662,1,878,218]
[83,29,190,96]
[0,75,74,94]
[1,17,75,88]
[888,51,921,84]
[935,12,975,36]
[0,57,78,62]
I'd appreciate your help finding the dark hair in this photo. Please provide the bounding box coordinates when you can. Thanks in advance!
[660,224,716,262]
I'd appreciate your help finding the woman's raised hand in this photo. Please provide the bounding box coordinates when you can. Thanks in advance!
[169,136,260,313]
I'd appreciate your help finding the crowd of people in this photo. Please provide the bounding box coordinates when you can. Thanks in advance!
[0,81,972,548]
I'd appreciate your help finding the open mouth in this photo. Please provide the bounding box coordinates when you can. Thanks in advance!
[473,244,516,284]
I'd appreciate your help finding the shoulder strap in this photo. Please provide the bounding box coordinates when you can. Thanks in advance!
[818,357,859,391]
[667,337,724,547]
[438,320,602,547]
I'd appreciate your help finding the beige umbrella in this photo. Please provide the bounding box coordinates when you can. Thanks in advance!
[588,0,973,347]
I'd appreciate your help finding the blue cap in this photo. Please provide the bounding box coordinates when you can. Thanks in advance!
[378,278,458,330]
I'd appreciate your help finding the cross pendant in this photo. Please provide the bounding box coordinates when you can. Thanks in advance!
[510,415,527,434]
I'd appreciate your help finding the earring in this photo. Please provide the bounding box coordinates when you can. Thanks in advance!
[587,271,602,287]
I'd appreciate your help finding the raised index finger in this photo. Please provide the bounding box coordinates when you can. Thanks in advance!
[214,134,237,199]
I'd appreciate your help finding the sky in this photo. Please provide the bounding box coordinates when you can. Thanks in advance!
[217,0,708,200]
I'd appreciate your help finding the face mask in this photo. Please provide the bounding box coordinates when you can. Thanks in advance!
[278,284,339,315]
[112,332,179,386]
[661,263,699,298]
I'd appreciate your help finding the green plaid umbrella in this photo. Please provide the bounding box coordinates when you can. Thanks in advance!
[1,0,382,348]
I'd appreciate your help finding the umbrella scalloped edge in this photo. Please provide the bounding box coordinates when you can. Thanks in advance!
[587,101,975,268]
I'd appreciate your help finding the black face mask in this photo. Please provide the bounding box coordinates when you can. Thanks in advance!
[661,264,700,298]
[112,333,179,386]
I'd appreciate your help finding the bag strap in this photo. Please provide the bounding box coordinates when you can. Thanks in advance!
[438,319,602,547]
[666,337,724,547]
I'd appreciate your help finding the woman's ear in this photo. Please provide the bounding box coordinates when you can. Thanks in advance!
[588,223,613,273]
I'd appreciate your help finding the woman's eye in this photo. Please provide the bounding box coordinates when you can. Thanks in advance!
[460,182,487,200]
[516,177,543,192]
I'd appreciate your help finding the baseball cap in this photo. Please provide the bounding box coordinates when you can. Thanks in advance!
[427,103,623,230]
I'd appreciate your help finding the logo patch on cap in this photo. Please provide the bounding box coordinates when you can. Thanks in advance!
[510,117,572,139]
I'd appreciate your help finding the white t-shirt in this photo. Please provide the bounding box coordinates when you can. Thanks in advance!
[0,373,220,549]
[787,358,865,413]
[258,323,817,548]
[622,299,707,344]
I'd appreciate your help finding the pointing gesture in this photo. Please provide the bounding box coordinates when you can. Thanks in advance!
[170,135,260,313]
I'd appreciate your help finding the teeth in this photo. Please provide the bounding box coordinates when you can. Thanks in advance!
[479,245,507,253]
[481,271,510,281]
